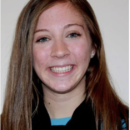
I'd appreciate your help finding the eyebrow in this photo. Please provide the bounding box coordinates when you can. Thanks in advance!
[34,29,49,34]
[34,23,84,34]
[64,23,84,30]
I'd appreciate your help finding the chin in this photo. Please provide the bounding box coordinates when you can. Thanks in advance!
[44,83,75,94]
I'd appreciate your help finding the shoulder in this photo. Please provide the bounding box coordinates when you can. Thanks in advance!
[121,119,128,130]
[120,106,129,130]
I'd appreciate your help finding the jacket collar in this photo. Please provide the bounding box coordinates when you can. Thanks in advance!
[32,96,96,130]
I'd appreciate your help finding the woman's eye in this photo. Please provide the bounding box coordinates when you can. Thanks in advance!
[36,37,49,43]
[68,33,81,38]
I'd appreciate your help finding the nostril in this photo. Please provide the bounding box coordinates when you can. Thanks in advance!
[51,50,70,58]
[50,43,70,58]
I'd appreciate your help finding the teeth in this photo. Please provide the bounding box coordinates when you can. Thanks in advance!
[51,65,73,73]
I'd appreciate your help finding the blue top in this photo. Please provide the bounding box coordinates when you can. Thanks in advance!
[51,117,127,130]
[121,119,127,130]
[51,117,71,126]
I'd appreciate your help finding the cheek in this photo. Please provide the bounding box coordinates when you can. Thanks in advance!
[71,42,91,63]
[33,47,48,67]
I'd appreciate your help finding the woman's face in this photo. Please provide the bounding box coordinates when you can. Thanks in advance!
[33,2,94,94]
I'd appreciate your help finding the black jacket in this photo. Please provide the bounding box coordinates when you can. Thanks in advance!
[32,94,127,130]
[32,96,96,130]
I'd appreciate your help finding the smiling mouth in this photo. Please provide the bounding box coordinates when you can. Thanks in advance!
[50,65,73,73]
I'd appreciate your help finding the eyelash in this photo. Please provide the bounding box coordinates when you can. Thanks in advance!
[36,37,49,43]
[36,32,81,43]
[67,33,81,38]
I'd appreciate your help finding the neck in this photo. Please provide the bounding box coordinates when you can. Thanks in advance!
[43,84,86,119]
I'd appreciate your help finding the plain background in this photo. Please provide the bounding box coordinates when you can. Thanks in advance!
[1,0,129,113]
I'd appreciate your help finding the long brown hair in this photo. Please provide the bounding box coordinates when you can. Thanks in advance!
[1,0,128,130]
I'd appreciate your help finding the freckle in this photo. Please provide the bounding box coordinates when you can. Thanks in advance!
[48,103,50,105]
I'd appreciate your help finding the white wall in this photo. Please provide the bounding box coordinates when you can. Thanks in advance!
[1,0,129,113]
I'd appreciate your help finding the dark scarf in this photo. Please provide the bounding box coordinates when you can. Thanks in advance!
[32,95,96,130]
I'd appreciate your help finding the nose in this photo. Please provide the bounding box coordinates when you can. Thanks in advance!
[50,40,70,58]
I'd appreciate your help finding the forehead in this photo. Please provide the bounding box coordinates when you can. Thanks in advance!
[36,1,86,29]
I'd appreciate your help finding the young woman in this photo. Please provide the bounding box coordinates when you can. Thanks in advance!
[1,0,128,130]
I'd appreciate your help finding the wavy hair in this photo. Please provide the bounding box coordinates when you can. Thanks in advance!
[1,0,128,130]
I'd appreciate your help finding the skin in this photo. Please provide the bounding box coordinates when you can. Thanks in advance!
[33,1,95,118]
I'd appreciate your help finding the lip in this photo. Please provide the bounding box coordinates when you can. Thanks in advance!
[49,64,74,68]
[48,64,76,76]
